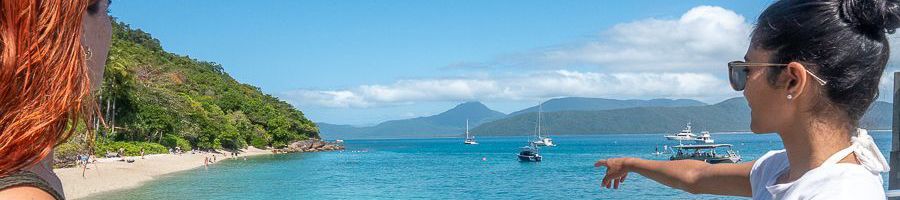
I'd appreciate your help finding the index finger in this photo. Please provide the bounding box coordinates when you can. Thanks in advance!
[594,159,608,167]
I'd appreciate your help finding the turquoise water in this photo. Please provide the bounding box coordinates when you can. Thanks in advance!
[87,131,893,200]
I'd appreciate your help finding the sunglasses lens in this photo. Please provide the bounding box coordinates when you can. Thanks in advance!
[728,64,747,91]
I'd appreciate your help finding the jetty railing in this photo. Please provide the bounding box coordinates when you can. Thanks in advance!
[891,72,899,199]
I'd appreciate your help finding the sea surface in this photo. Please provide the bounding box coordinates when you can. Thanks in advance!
[87,131,893,200]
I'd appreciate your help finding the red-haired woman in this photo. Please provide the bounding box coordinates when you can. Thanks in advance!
[0,0,112,199]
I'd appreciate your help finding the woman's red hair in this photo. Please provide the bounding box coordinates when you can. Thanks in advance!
[0,0,95,176]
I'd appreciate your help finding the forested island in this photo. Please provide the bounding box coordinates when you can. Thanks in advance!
[55,20,321,163]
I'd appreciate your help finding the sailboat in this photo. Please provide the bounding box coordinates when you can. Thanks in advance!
[531,103,555,147]
[464,119,478,145]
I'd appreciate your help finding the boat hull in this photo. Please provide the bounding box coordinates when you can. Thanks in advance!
[464,138,478,145]
[706,157,740,164]
[532,141,555,147]
[670,156,741,164]
[518,154,542,162]
[532,137,555,147]
[664,135,694,140]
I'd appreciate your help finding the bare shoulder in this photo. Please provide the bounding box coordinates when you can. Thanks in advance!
[0,186,56,200]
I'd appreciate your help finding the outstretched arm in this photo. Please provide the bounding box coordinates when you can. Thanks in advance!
[595,158,754,197]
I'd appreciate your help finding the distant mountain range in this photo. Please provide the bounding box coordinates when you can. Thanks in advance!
[318,97,723,139]
[320,97,894,139]
[473,97,748,135]
[472,97,893,135]
[318,102,505,139]
[507,97,707,117]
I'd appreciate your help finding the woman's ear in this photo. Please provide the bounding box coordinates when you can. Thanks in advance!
[784,62,809,99]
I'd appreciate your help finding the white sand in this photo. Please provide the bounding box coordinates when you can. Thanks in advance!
[54,147,272,200]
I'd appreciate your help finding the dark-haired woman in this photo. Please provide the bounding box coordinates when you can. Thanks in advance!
[0,0,112,199]
[596,0,894,199]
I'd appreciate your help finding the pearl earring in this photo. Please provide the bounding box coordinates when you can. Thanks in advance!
[787,94,793,100]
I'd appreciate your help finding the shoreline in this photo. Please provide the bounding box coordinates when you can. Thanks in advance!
[54,147,272,200]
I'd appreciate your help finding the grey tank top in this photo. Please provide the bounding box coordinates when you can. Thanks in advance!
[0,170,64,200]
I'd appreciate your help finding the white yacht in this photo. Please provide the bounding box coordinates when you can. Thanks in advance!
[693,131,715,144]
[464,119,478,145]
[664,123,698,141]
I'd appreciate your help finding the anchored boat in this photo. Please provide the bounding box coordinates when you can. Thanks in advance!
[694,131,714,144]
[531,103,555,147]
[669,144,741,164]
[664,123,698,141]
[517,143,542,162]
[463,119,478,145]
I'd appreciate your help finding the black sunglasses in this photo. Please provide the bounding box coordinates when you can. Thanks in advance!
[727,61,827,91]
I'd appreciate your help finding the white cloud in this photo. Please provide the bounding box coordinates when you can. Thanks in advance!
[283,70,732,108]
[283,90,372,108]
[518,6,752,73]
[285,6,750,109]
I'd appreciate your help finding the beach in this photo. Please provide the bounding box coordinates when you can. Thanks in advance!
[54,147,272,200]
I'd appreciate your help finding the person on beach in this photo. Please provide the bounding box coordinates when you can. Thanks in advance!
[80,154,91,178]
[0,0,112,199]
[596,0,894,199]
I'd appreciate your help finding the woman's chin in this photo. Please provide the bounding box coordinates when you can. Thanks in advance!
[749,121,764,134]
[749,122,777,134]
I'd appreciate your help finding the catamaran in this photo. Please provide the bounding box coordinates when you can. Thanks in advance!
[659,122,739,163]
[464,119,478,145]
[531,103,555,147]
[669,144,741,164]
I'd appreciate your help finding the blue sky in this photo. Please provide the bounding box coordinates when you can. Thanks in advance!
[109,1,896,125]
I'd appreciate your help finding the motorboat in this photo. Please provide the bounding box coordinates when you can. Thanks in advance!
[517,143,542,162]
[664,123,698,141]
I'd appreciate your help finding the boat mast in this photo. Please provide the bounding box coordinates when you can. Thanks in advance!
[536,102,543,139]
[466,119,470,139]
[545,104,550,139]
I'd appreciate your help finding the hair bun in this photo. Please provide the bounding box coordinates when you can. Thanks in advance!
[840,0,900,34]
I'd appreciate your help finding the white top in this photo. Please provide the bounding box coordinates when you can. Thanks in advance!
[749,129,890,200]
